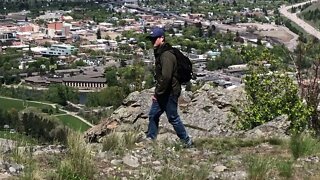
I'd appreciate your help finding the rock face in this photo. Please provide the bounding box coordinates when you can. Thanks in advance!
[244,115,291,139]
[0,138,16,153]
[85,84,245,142]
[85,83,291,142]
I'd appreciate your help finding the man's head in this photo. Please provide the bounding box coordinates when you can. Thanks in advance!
[147,27,165,47]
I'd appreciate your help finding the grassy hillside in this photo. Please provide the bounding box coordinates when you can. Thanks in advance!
[3,132,320,179]
[0,96,90,132]
[56,115,90,132]
[0,96,57,113]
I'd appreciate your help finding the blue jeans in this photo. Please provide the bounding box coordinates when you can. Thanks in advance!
[147,95,190,143]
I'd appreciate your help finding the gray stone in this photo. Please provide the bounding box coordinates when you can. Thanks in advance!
[11,164,24,172]
[152,161,161,165]
[244,115,290,139]
[213,165,227,172]
[0,138,16,153]
[123,155,139,168]
[111,159,123,166]
[152,166,163,172]
[207,172,219,180]
[220,171,247,180]
[8,167,16,173]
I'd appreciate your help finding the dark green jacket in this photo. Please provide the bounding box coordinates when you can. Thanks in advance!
[154,43,181,99]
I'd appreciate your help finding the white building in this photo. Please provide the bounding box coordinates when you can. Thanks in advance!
[41,44,76,56]
[113,0,138,5]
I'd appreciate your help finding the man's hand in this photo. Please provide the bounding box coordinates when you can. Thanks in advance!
[152,95,157,101]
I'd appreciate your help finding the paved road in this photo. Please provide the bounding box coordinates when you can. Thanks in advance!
[0,96,94,127]
[279,0,320,40]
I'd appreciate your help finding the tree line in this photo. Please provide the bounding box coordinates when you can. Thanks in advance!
[302,8,320,22]
[0,107,69,144]
[0,84,79,106]
[86,64,154,108]
[207,45,292,71]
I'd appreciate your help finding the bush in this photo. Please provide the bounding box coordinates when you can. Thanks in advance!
[20,107,69,144]
[234,57,311,133]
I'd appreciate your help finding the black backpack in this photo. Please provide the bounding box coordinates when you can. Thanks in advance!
[170,48,194,84]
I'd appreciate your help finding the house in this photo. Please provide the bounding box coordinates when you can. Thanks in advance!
[41,44,76,56]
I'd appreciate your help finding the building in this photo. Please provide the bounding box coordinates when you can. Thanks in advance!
[114,0,138,5]
[24,75,107,90]
[62,76,106,89]
[40,44,76,56]
[47,22,71,38]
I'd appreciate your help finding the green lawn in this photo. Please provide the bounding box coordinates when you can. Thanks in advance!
[0,96,90,132]
[57,115,90,132]
[0,97,59,114]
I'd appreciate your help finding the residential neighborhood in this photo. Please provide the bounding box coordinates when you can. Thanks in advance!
[0,0,299,92]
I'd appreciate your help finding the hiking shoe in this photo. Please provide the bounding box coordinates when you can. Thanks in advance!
[182,138,194,148]
[135,136,154,147]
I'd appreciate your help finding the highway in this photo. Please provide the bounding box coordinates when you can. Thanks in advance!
[279,0,320,40]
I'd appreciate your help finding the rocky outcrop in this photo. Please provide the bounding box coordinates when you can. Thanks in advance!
[243,115,291,139]
[85,84,245,142]
[85,83,292,142]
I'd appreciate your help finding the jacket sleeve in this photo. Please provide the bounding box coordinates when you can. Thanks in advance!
[155,51,176,96]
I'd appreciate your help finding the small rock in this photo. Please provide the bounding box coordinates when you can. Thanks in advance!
[221,171,247,180]
[152,161,161,165]
[213,165,227,172]
[141,157,147,162]
[152,166,163,172]
[8,167,16,173]
[111,159,123,166]
[123,155,139,168]
[207,172,219,180]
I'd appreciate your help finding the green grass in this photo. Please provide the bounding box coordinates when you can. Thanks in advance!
[57,115,90,132]
[246,155,273,180]
[102,131,140,155]
[290,134,320,160]
[0,97,59,114]
[0,130,38,144]
[275,159,293,178]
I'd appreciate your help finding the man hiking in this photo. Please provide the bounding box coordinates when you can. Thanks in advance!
[145,27,193,148]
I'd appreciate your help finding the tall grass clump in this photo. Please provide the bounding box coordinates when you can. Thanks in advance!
[290,134,320,160]
[276,159,293,179]
[154,164,209,180]
[246,155,273,180]
[7,139,41,179]
[102,131,139,155]
[56,131,95,180]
